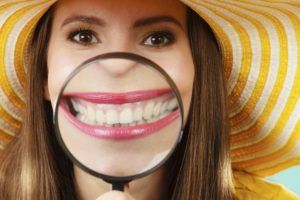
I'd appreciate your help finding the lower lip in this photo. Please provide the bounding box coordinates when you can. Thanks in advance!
[60,105,180,140]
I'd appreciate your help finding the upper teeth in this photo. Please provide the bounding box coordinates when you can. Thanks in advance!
[70,96,178,127]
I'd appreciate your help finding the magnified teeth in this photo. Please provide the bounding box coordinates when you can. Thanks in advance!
[71,99,80,112]
[143,101,154,120]
[106,109,118,124]
[130,122,137,126]
[147,116,159,123]
[137,119,146,125]
[71,96,178,127]
[87,105,95,122]
[159,111,171,119]
[133,107,143,121]
[160,101,168,114]
[167,98,178,111]
[95,110,105,125]
[120,108,133,124]
[153,102,161,117]
[77,114,87,123]
[78,104,87,115]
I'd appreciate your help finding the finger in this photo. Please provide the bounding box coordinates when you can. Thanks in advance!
[96,191,135,200]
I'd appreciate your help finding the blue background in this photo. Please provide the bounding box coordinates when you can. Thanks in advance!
[266,166,300,195]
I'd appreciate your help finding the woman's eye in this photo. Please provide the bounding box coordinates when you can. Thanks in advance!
[143,32,175,47]
[69,29,99,45]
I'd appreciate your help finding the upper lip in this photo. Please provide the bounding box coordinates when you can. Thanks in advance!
[63,88,172,104]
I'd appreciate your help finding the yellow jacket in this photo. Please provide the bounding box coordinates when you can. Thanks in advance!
[234,171,299,199]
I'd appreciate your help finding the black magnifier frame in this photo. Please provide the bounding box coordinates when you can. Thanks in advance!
[53,52,184,190]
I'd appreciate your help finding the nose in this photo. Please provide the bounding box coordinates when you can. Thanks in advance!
[98,58,138,77]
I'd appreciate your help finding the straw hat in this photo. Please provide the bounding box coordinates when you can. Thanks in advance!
[0,0,299,179]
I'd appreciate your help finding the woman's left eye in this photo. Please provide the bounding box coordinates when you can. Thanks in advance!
[142,31,175,47]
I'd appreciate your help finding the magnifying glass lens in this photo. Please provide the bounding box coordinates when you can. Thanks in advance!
[54,53,183,184]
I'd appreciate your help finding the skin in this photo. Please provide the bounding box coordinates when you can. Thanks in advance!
[45,0,194,199]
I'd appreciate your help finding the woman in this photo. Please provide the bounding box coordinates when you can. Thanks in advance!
[0,0,299,199]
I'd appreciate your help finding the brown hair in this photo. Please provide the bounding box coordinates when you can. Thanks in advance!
[0,5,233,200]
[167,9,233,199]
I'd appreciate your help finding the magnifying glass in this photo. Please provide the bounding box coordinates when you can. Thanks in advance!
[53,52,184,191]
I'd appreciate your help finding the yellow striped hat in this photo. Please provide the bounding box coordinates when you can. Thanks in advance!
[0,0,299,177]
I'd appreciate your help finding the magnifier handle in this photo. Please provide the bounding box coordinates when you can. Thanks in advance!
[111,182,125,191]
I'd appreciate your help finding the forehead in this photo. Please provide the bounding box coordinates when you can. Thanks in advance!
[53,0,187,25]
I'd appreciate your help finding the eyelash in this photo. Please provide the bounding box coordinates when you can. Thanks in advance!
[67,28,176,47]
[67,28,100,46]
[142,31,176,48]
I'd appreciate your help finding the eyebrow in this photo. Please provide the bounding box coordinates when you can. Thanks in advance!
[133,15,183,30]
[61,16,106,28]
[61,15,183,30]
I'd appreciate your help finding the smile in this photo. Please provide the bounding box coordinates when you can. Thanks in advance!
[60,89,179,140]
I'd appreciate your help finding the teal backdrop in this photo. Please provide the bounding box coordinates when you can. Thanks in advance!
[266,166,300,195]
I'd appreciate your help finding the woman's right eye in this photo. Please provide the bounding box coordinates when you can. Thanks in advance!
[68,29,99,46]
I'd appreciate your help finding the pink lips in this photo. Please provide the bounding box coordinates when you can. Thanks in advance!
[60,89,179,140]
[64,88,172,104]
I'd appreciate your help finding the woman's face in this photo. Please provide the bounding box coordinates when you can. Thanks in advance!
[46,0,194,192]
[47,0,194,113]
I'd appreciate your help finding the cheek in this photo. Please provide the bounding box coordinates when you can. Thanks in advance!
[47,61,71,105]
[170,53,194,121]
[47,39,96,106]
[171,51,194,97]
[47,47,80,107]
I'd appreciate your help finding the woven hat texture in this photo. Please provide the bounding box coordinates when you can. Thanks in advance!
[0,0,299,177]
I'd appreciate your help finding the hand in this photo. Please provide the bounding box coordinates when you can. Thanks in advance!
[96,191,135,200]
